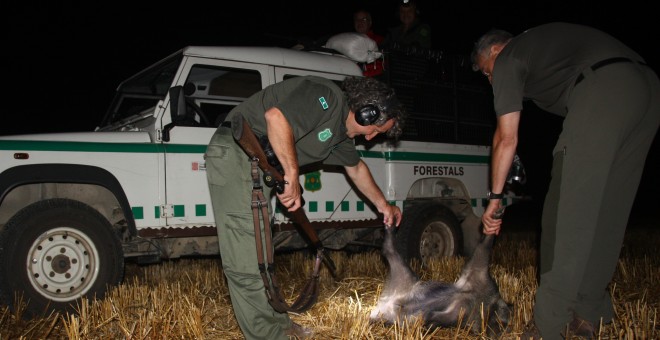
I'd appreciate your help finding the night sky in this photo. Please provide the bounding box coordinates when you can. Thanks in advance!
[4,1,658,220]
[5,1,657,134]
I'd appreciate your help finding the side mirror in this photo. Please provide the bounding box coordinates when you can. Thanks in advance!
[169,86,187,122]
[162,86,186,142]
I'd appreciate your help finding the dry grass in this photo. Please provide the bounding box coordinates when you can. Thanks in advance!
[1,226,658,340]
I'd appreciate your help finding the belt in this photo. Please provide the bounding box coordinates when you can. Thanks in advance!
[575,57,648,85]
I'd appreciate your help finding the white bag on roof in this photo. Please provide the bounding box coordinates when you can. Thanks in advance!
[324,32,382,63]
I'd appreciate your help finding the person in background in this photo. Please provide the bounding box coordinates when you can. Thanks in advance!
[205,75,406,339]
[353,9,385,77]
[383,0,432,50]
[354,9,384,46]
[473,22,660,339]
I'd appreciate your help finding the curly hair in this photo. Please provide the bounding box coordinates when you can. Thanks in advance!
[342,76,407,139]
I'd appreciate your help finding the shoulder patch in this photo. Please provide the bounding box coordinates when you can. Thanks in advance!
[318,128,332,142]
[318,97,329,110]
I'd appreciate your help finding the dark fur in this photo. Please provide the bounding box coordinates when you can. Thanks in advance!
[370,226,511,336]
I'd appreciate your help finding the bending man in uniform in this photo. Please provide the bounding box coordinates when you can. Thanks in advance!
[472,22,660,339]
[205,75,406,339]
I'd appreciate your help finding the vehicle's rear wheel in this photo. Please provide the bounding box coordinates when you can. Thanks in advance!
[395,203,462,264]
[0,198,124,317]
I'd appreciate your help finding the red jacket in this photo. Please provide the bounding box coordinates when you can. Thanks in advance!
[363,30,385,77]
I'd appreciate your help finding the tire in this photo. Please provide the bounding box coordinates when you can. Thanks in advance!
[395,203,462,264]
[0,198,124,317]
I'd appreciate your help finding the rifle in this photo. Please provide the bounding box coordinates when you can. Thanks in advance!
[230,114,336,312]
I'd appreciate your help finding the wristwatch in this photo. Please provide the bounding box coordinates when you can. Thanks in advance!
[487,191,503,200]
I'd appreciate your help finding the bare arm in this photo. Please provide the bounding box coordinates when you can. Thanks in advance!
[264,107,301,211]
[482,110,520,235]
[344,160,402,227]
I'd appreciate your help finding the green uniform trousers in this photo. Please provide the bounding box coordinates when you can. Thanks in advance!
[534,62,660,339]
[206,127,293,340]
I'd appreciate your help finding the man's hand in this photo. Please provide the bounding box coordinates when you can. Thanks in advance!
[381,204,402,228]
[276,174,301,212]
[482,200,503,235]
[344,160,402,228]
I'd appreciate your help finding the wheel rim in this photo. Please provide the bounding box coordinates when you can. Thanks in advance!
[419,221,454,262]
[26,227,100,302]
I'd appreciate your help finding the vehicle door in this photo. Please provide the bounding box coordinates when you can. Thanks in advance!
[162,57,272,228]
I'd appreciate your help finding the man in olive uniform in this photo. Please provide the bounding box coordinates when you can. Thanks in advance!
[383,0,432,50]
[205,75,406,339]
[472,22,660,339]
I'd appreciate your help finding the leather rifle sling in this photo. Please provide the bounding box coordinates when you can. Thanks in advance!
[249,158,322,313]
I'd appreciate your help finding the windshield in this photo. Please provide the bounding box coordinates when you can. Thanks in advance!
[99,52,183,128]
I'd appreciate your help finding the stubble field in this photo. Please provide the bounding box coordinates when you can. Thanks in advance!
[1,217,658,339]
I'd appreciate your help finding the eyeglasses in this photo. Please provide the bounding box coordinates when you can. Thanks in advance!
[354,17,369,22]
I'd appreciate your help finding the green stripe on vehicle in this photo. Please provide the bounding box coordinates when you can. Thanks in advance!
[143,199,503,218]
[358,150,489,164]
[1,141,487,162]
[0,140,206,153]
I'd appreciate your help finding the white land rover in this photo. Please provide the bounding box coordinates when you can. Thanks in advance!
[0,45,517,315]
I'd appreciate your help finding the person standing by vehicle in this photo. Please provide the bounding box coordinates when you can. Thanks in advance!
[353,9,385,77]
[473,22,660,339]
[353,9,384,47]
[205,75,406,339]
[383,0,432,50]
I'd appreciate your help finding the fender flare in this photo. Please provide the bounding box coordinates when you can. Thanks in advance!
[0,164,136,236]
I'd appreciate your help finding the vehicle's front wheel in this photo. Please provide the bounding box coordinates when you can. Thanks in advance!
[395,203,462,264]
[0,198,124,317]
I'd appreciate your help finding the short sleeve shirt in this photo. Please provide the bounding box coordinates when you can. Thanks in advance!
[492,22,643,117]
[225,76,360,167]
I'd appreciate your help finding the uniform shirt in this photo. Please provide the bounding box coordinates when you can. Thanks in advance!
[384,20,432,50]
[225,76,360,167]
[492,22,644,117]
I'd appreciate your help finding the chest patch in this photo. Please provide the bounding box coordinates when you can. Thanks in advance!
[318,97,329,110]
[318,128,332,142]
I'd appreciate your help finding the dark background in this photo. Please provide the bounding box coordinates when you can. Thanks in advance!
[3,1,658,223]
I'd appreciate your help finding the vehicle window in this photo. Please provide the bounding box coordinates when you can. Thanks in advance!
[102,53,183,127]
[187,65,261,100]
[184,65,263,127]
